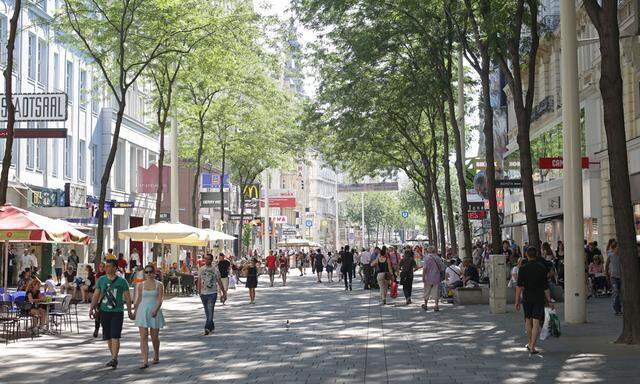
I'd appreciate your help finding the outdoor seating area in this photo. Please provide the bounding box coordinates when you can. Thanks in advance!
[0,289,79,344]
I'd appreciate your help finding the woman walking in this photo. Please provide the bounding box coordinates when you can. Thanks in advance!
[372,248,391,305]
[399,249,418,305]
[244,258,259,304]
[326,252,335,283]
[133,265,165,369]
[422,246,445,311]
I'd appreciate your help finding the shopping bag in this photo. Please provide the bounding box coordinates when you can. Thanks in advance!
[390,281,398,298]
[540,307,551,340]
[549,309,561,337]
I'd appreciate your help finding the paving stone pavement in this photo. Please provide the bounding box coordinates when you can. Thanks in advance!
[1,272,639,384]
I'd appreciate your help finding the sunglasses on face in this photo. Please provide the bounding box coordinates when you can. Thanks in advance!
[144,270,154,274]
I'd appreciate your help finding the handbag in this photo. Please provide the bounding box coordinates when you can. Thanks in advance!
[390,281,398,298]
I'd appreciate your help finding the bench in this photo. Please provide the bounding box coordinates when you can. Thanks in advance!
[454,287,486,305]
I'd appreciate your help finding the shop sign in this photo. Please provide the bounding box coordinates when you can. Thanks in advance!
[272,215,287,224]
[28,187,64,208]
[113,201,135,209]
[86,197,113,225]
[539,157,589,169]
[202,173,229,189]
[64,183,87,208]
[337,182,398,193]
[468,201,485,212]
[159,213,170,221]
[495,179,522,188]
[201,191,230,208]
[242,184,260,200]
[0,92,68,122]
[260,189,296,208]
[468,211,487,220]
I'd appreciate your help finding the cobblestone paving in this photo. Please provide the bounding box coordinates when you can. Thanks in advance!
[1,272,639,384]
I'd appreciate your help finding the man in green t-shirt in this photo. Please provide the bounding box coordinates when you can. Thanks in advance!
[90,259,133,369]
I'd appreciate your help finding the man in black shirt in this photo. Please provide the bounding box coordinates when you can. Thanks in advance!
[516,246,553,354]
[217,253,231,304]
[340,245,354,291]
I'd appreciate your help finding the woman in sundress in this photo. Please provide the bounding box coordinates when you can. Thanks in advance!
[133,265,165,369]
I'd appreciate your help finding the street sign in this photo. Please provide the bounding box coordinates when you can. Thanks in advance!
[305,219,313,228]
[495,179,523,188]
[337,182,399,193]
[113,201,134,209]
[348,232,355,241]
[283,229,297,236]
[0,92,68,122]
[539,157,589,169]
[401,210,409,219]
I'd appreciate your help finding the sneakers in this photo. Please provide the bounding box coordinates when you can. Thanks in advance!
[105,359,118,369]
[204,329,210,336]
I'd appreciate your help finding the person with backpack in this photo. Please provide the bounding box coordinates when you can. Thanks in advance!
[371,247,392,305]
[421,246,445,311]
[89,259,134,369]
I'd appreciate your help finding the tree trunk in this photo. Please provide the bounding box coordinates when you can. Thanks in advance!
[433,178,446,256]
[515,107,540,251]
[440,110,458,252]
[219,143,226,231]
[191,118,205,227]
[238,183,245,260]
[584,0,640,344]
[445,90,472,259]
[479,70,502,253]
[153,113,167,263]
[0,0,21,205]
[96,102,126,264]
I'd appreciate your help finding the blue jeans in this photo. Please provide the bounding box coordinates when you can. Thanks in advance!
[200,293,217,331]
[611,277,622,314]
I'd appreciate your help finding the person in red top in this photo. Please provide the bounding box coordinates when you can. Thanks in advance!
[266,250,277,287]
[117,253,128,273]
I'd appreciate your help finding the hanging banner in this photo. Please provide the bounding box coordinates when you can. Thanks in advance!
[137,164,170,193]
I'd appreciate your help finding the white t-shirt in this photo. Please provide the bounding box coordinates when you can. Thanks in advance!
[29,253,38,268]
[44,279,57,293]
[198,265,220,295]
[445,265,461,285]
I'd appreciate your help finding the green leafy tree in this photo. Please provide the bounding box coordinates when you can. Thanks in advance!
[59,0,198,262]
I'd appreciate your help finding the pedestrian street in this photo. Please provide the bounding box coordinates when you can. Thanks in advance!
[1,272,639,384]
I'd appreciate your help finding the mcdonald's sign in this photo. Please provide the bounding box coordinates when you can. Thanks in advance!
[243,184,260,200]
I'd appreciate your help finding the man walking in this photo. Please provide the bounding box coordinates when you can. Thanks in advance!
[266,250,277,287]
[197,254,227,335]
[515,246,553,354]
[340,245,354,291]
[89,259,133,369]
[217,253,231,304]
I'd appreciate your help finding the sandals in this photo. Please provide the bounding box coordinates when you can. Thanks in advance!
[152,358,159,365]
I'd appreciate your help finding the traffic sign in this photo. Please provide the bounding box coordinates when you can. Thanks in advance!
[305,219,313,228]
[401,210,409,219]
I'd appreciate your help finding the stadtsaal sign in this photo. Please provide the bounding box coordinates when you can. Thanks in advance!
[0,92,68,122]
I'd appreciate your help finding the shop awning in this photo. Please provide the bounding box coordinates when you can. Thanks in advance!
[501,213,563,229]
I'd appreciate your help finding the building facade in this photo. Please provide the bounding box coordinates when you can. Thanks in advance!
[0,1,159,266]
[502,0,640,247]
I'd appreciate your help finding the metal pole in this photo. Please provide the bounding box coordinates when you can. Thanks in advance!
[335,175,339,251]
[360,192,365,249]
[170,108,179,264]
[560,0,586,323]
[457,46,466,258]
[263,171,270,258]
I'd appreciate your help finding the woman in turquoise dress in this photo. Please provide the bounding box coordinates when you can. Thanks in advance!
[133,265,165,369]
